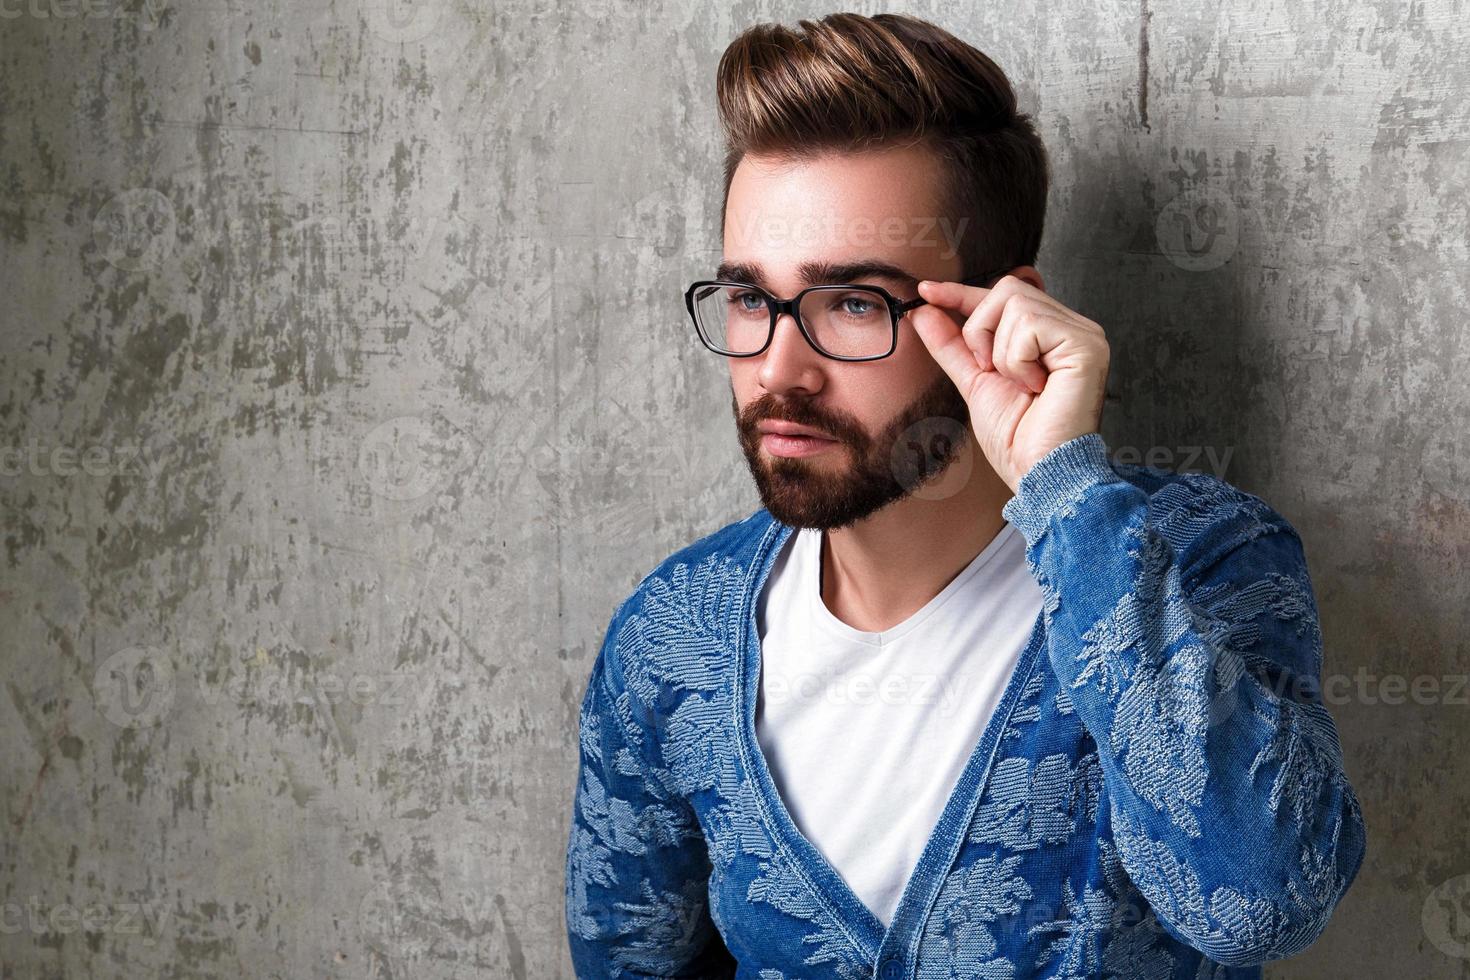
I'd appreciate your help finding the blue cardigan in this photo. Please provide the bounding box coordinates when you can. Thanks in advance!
[564,433,1366,979]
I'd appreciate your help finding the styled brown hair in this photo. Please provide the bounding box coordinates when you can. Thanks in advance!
[715,12,1049,279]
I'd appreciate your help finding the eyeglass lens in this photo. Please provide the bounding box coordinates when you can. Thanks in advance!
[691,285,894,358]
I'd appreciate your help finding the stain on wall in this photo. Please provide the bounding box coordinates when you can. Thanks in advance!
[0,0,1466,976]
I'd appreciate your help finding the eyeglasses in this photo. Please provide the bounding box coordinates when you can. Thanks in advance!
[683,267,1011,361]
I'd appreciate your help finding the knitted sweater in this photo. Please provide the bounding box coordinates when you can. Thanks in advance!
[564,432,1366,979]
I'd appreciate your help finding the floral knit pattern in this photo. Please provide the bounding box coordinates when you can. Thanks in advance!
[566,433,1366,979]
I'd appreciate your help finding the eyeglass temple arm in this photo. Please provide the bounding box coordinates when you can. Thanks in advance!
[892,270,1011,315]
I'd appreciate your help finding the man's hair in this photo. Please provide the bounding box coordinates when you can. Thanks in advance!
[715,12,1049,279]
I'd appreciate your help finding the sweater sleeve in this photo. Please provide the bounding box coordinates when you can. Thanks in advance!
[564,602,735,978]
[1000,433,1367,967]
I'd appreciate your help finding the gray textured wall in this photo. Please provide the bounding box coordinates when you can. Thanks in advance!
[1,0,1466,976]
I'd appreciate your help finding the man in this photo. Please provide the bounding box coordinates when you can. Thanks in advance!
[565,12,1364,979]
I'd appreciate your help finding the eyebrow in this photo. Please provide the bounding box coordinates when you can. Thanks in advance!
[713,259,922,292]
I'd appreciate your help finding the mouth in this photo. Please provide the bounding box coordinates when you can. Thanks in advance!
[759,431,839,458]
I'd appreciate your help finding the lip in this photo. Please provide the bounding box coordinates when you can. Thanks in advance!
[760,432,838,458]
[757,420,833,439]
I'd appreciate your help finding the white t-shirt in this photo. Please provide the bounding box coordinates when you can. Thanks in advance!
[754,520,1045,928]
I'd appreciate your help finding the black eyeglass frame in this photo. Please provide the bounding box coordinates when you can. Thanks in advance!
[683,267,1014,362]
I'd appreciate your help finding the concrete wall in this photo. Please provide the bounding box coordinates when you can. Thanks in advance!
[1,0,1465,976]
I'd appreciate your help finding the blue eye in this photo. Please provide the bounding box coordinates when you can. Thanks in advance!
[721,290,765,313]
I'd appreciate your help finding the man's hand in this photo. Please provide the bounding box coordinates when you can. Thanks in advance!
[910,275,1111,493]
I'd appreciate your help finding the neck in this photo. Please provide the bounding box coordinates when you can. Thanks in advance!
[818,436,1012,634]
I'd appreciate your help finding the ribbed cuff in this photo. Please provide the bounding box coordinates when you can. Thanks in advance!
[1001,432,1122,546]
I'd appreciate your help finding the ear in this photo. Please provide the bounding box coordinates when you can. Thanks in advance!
[1007,264,1045,293]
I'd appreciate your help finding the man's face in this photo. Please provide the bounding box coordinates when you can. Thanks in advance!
[722,144,971,531]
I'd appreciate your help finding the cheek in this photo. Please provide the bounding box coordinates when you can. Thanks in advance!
[727,362,754,399]
[890,339,950,393]
[897,324,944,373]
[848,360,926,407]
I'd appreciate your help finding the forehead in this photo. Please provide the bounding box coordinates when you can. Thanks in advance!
[723,144,950,276]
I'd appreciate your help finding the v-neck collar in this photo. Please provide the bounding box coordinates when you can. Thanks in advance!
[731,511,1047,967]
[806,522,1023,647]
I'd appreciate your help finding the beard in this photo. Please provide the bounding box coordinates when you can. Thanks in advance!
[731,371,972,531]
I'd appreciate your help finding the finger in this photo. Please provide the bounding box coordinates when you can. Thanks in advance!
[991,301,1043,393]
[987,302,1034,387]
[922,274,1076,332]
[967,308,997,372]
[1002,312,1073,394]
[961,290,1007,372]
[908,303,982,395]
[916,277,992,319]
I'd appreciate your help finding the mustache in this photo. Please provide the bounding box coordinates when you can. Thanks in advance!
[740,398,859,444]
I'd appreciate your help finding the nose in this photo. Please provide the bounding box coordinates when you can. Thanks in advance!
[756,310,825,396]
